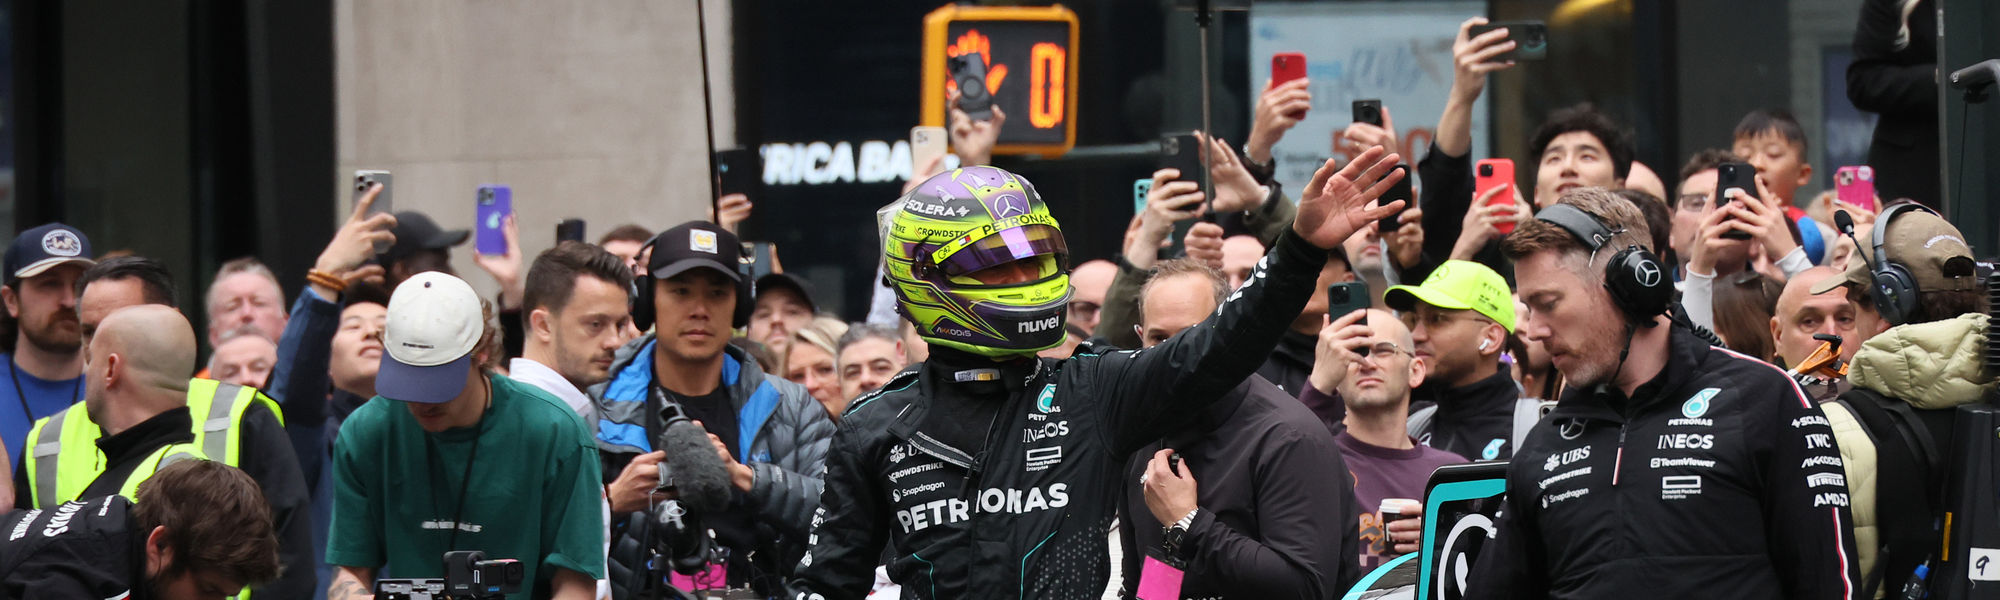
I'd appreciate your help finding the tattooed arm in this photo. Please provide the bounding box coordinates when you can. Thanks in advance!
[327,567,375,600]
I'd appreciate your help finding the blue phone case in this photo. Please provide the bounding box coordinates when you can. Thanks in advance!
[1133,179,1153,215]
[475,185,513,255]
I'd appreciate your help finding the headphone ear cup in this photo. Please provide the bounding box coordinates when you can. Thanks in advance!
[734,279,752,329]
[630,274,655,332]
[1604,246,1671,324]
[1872,264,1919,326]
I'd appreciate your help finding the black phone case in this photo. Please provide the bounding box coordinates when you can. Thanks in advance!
[1379,165,1412,233]
[1161,133,1204,185]
[1716,162,1756,240]
[1468,22,1549,61]
[949,52,994,121]
[716,148,758,196]
[555,219,586,243]
[1352,99,1384,127]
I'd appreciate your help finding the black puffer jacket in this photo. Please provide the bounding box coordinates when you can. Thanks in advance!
[1467,326,1861,599]
[788,230,1332,600]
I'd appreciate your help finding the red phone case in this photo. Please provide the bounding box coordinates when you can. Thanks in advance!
[1271,53,1307,87]
[1475,159,1518,235]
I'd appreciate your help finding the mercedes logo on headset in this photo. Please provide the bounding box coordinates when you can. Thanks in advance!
[1631,260,1662,288]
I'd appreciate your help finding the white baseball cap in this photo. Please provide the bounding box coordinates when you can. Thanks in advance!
[377,272,484,404]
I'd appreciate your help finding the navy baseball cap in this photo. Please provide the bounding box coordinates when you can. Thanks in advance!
[4,223,94,285]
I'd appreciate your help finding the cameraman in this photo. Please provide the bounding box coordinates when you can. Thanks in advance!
[589,222,833,596]
[326,273,604,600]
[2,460,282,600]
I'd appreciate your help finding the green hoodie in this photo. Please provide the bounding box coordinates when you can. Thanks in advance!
[1850,313,1996,409]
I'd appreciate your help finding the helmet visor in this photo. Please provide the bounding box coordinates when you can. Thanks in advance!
[935,224,1069,286]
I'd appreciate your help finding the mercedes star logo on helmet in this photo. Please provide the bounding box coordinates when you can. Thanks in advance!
[993,194,1028,218]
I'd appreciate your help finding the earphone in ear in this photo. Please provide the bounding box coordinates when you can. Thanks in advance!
[1478,339,1491,351]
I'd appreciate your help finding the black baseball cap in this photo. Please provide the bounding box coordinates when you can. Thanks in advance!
[754,272,818,313]
[4,223,94,286]
[382,211,469,263]
[648,221,744,282]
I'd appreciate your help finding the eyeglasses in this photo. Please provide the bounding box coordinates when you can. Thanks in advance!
[1676,194,1710,213]
[1356,341,1412,365]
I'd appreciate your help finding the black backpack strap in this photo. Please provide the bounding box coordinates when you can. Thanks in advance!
[1838,388,1943,599]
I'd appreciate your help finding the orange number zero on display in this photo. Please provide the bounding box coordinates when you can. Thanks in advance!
[1028,42,1065,129]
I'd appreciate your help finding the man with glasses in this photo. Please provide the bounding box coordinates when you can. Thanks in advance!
[1669,149,1812,333]
[1383,260,1523,461]
[1308,307,1465,571]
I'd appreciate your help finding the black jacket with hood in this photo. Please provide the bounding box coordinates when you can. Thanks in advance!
[788,229,1332,600]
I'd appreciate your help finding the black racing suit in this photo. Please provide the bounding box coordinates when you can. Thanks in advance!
[0,496,149,600]
[789,230,1332,600]
[1467,326,1861,599]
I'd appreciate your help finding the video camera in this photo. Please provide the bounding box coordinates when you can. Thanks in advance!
[373,551,524,600]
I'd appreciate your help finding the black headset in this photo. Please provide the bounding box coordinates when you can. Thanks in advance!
[1856,202,1938,327]
[628,237,753,332]
[1534,203,1673,326]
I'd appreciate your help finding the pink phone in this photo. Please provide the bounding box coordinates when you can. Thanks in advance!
[1834,166,1876,212]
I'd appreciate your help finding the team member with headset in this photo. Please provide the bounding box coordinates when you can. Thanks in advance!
[1465,188,1859,598]
[587,221,832,597]
[789,151,1406,599]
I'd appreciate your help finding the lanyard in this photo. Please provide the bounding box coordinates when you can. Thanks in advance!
[424,376,490,551]
[11,358,79,427]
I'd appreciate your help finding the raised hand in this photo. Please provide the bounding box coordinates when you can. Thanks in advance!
[1200,133,1264,214]
[312,183,397,299]
[1247,78,1313,164]
[1294,147,1406,249]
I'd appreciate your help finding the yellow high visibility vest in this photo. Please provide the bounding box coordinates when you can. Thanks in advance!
[21,378,283,509]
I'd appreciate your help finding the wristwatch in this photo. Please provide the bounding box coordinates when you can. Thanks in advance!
[1159,507,1201,562]
[1241,143,1277,185]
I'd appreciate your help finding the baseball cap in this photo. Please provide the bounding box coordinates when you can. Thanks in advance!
[4,223,94,285]
[382,211,470,263]
[754,273,818,314]
[1384,260,1518,332]
[648,222,744,282]
[377,272,484,404]
[1811,208,1977,296]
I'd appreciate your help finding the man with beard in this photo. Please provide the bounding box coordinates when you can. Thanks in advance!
[0,459,282,600]
[1466,188,1857,598]
[512,242,634,423]
[0,223,94,477]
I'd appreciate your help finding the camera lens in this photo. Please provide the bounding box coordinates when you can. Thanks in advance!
[1479,165,1493,177]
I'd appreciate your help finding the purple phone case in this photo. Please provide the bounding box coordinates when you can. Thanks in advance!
[476,185,513,255]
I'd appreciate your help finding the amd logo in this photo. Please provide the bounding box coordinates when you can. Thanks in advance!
[1018,316,1060,334]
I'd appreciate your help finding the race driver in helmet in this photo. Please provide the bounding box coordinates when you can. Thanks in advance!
[789,148,1405,600]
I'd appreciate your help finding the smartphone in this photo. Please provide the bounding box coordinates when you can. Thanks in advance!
[1715,161,1757,240]
[1476,159,1519,235]
[911,126,948,176]
[740,242,776,280]
[1271,52,1308,87]
[948,52,994,121]
[474,185,513,256]
[715,148,758,197]
[353,170,393,253]
[1161,132,1204,185]
[1167,451,1183,476]
[1467,21,1549,61]
[1133,179,1154,216]
[1328,280,1372,325]
[1378,165,1413,234]
[1352,99,1384,127]
[1835,165,1876,213]
[555,219,586,244]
